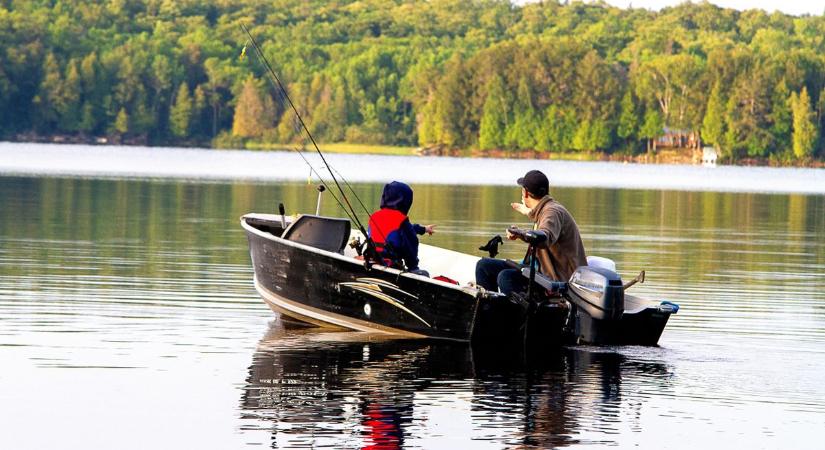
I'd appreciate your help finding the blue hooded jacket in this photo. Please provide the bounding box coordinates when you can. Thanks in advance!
[368,181,426,270]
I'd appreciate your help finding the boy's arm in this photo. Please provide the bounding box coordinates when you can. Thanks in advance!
[413,223,436,235]
[399,221,420,270]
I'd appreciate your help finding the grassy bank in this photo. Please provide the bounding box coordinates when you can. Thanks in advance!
[244,141,417,156]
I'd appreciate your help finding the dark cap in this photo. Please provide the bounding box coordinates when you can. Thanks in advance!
[517,170,549,197]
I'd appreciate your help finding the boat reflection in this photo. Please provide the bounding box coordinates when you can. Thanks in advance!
[240,319,674,448]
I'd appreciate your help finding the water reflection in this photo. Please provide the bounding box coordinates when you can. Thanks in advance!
[1,175,823,448]
[241,320,673,448]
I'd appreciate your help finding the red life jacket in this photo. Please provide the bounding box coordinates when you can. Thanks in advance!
[368,208,407,255]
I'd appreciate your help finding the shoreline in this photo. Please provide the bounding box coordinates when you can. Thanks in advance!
[9,136,824,169]
[2,142,823,195]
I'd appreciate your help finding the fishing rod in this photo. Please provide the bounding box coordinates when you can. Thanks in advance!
[240,23,388,264]
[290,143,359,226]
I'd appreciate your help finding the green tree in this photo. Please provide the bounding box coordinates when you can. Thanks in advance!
[326,84,348,142]
[537,105,577,152]
[702,82,725,150]
[572,119,611,152]
[0,0,823,162]
[33,52,63,131]
[635,54,704,130]
[192,84,208,138]
[417,98,438,146]
[59,60,82,132]
[478,74,508,150]
[572,120,592,151]
[725,68,774,158]
[639,108,663,153]
[432,55,472,148]
[790,87,818,159]
[114,107,129,135]
[617,89,638,141]
[170,83,193,139]
[769,80,792,155]
[505,76,539,150]
[79,102,96,134]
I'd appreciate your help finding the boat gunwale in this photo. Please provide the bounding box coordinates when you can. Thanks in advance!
[240,214,482,295]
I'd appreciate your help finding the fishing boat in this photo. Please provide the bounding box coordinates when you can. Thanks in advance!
[241,212,678,346]
[238,25,678,347]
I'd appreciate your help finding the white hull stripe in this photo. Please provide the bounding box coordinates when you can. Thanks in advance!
[338,283,432,328]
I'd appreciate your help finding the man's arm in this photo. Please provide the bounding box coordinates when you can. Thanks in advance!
[537,209,562,245]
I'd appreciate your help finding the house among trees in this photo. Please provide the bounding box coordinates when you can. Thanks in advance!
[656,128,701,150]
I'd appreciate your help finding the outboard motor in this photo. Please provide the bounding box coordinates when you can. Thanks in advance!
[566,266,625,344]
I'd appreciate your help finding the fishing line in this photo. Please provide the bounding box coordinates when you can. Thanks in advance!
[240,24,366,232]
[240,23,395,265]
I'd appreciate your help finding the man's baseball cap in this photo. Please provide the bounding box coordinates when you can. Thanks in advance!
[517,170,549,197]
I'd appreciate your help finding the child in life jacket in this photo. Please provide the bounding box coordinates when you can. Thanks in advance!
[367,181,435,275]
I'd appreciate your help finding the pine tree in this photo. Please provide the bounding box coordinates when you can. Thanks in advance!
[505,76,538,150]
[59,60,81,132]
[617,90,638,141]
[722,96,741,160]
[539,105,576,152]
[34,52,63,130]
[232,76,275,138]
[192,84,208,137]
[589,119,611,150]
[79,102,96,133]
[327,84,347,142]
[819,87,825,156]
[417,98,438,146]
[427,54,468,148]
[170,83,193,138]
[534,109,553,153]
[702,82,725,150]
[572,120,591,151]
[769,80,792,154]
[114,107,129,135]
[478,74,507,150]
[790,87,818,159]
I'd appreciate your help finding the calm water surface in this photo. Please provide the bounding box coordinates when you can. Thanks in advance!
[1,169,823,448]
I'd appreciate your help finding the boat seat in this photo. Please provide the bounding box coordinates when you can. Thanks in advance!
[281,214,351,253]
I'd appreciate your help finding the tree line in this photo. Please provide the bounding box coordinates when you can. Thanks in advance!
[1,0,823,162]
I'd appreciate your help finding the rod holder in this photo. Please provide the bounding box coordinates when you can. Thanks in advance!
[315,185,326,215]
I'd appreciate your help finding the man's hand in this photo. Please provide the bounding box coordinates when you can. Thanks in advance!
[505,226,519,240]
[424,224,436,235]
[511,202,530,216]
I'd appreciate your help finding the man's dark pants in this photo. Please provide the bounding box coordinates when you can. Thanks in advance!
[475,257,528,294]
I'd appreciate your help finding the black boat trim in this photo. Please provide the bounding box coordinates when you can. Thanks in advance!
[254,277,429,338]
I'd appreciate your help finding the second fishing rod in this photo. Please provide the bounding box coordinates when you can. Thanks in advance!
[240,23,391,267]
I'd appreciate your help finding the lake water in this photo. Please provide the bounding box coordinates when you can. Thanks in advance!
[1,145,824,449]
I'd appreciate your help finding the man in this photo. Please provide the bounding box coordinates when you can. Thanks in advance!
[475,170,587,294]
[368,181,435,274]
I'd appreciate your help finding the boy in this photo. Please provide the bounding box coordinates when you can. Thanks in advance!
[368,181,435,274]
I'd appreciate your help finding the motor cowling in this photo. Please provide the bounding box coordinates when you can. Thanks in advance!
[566,266,624,321]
